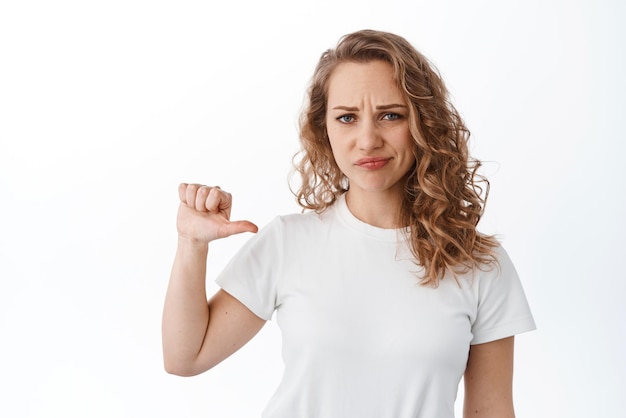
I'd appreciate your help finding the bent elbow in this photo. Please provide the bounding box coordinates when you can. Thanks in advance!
[163,363,188,377]
[163,357,213,377]
[164,363,196,377]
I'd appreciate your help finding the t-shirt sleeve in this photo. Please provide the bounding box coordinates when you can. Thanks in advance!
[215,216,284,321]
[470,246,536,345]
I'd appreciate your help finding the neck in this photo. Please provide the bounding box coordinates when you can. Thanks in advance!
[344,189,405,229]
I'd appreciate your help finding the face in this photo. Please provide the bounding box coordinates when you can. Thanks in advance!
[325,60,415,201]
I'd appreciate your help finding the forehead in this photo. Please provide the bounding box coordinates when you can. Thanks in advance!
[326,60,404,105]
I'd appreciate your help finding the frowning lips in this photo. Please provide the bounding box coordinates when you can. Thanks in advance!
[355,157,391,170]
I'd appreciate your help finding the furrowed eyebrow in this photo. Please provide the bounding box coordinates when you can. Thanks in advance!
[376,104,408,110]
[330,104,408,111]
[331,105,359,111]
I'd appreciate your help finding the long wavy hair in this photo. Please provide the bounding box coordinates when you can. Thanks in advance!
[292,29,498,286]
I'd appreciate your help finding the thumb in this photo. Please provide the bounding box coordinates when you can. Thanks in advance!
[221,220,259,237]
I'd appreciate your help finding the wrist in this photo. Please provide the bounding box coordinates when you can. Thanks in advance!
[176,235,209,252]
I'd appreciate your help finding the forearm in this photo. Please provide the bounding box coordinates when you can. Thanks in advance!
[162,237,211,375]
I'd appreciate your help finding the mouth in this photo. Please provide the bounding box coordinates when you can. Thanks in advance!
[355,157,391,169]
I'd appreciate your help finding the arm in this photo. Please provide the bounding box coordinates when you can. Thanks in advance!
[463,336,515,418]
[161,183,265,376]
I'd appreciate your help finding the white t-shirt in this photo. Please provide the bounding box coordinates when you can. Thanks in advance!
[216,194,535,418]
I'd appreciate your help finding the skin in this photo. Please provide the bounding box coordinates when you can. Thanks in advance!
[464,336,516,418]
[161,184,265,376]
[326,60,415,229]
[161,61,517,417]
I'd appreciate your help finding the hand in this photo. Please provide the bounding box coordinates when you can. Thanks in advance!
[176,183,258,243]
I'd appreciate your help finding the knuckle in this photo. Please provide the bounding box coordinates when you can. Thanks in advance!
[208,187,221,197]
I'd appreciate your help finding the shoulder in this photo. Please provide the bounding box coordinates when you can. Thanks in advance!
[484,244,518,282]
[249,206,342,254]
[271,205,337,231]
[276,210,324,226]
[452,244,521,293]
[465,243,517,281]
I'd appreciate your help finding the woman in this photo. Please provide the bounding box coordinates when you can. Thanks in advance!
[162,29,535,418]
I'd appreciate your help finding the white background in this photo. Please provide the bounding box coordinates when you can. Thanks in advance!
[1,0,624,417]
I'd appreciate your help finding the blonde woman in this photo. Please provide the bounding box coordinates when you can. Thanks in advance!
[162,29,535,418]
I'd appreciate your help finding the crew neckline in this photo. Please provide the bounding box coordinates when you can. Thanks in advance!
[334,193,408,243]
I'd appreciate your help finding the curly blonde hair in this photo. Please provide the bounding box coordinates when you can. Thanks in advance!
[293,29,498,285]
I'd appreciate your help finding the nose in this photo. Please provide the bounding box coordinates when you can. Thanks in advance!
[356,119,383,151]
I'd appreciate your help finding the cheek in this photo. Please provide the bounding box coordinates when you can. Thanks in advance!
[393,130,415,154]
[328,142,345,165]
[399,137,417,169]
[327,133,345,156]
[325,125,339,143]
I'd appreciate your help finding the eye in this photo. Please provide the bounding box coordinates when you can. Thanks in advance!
[337,114,355,124]
[382,112,402,121]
